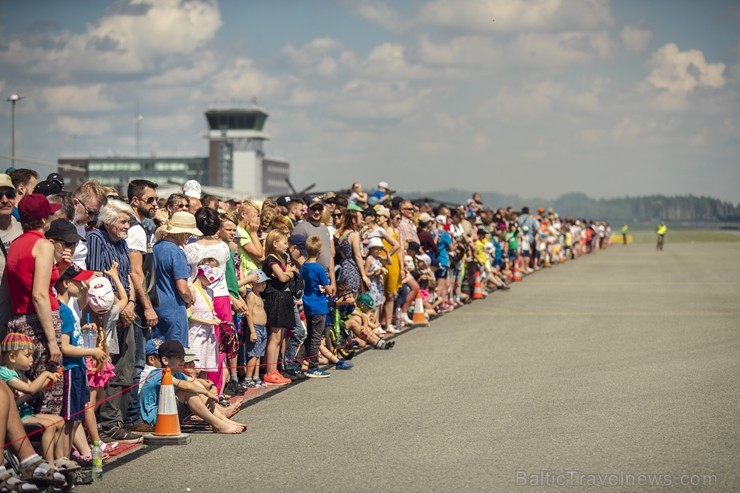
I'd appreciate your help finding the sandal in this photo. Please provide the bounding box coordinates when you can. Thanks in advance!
[0,470,39,493]
[54,458,81,473]
[18,460,67,487]
[217,395,230,407]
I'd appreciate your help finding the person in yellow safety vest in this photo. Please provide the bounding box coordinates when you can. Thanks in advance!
[656,222,667,251]
[621,224,628,246]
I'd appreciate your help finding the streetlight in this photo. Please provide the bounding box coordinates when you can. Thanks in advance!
[6,94,24,168]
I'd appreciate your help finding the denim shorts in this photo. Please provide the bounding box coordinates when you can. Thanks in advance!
[246,324,267,358]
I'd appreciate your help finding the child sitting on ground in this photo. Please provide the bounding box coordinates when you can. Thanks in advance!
[244,270,269,388]
[0,333,66,468]
[340,293,394,350]
[138,341,246,434]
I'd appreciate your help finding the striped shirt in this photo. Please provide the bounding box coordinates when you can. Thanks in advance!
[398,217,420,245]
[86,227,131,293]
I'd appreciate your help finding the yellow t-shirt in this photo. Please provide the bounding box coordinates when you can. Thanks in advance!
[236,226,260,277]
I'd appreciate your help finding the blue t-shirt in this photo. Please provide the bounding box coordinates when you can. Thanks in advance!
[152,240,190,346]
[139,368,188,425]
[60,303,86,370]
[436,229,452,268]
[300,261,329,316]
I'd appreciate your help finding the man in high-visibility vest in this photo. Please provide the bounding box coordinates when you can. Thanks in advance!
[656,222,667,251]
[621,224,628,246]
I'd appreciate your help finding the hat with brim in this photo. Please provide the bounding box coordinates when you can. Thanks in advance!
[46,219,84,243]
[58,264,96,283]
[248,269,270,284]
[347,203,363,212]
[357,292,374,310]
[183,353,199,364]
[167,211,203,236]
[0,173,13,189]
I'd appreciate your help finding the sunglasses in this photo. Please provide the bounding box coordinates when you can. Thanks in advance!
[77,199,98,218]
[177,202,190,209]
[309,206,324,212]
[0,189,16,200]
[332,213,343,218]
[143,196,158,204]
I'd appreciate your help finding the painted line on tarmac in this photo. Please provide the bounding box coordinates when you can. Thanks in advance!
[523,281,739,286]
[487,311,739,318]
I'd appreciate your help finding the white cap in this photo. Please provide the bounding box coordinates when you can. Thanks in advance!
[435,214,447,224]
[87,277,115,314]
[415,253,432,265]
[367,237,384,249]
[182,180,202,199]
[418,212,433,224]
[378,181,389,189]
[249,269,270,284]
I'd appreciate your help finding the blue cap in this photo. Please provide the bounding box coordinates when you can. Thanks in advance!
[145,339,159,356]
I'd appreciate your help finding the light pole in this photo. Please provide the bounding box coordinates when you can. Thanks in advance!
[6,94,24,169]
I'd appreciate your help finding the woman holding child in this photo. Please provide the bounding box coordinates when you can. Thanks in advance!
[152,211,201,347]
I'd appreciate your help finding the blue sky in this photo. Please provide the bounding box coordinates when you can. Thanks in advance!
[0,0,738,202]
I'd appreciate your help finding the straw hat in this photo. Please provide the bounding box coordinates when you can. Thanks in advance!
[167,211,203,236]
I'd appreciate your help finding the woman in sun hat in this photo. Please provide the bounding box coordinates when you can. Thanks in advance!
[152,211,203,346]
[4,193,65,414]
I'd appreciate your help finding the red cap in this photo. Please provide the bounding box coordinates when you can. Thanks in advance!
[17,193,61,222]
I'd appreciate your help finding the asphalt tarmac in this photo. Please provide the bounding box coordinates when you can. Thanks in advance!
[89,242,740,492]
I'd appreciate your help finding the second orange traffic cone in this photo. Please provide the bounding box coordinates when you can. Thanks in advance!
[411,292,428,326]
[144,367,191,445]
[472,271,484,300]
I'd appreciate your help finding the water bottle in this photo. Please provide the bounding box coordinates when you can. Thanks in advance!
[395,306,403,327]
[91,440,103,482]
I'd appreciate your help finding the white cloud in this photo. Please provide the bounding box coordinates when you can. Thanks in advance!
[281,38,342,77]
[0,0,221,75]
[344,0,402,29]
[41,84,116,112]
[52,116,111,136]
[620,25,652,54]
[647,43,726,108]
[417,0,613,33]
[328,79,432,120]
[210,58,292,101]
[507,31,613,67]
[418,35,503,68]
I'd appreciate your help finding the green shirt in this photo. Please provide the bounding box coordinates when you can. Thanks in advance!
[0,366,35,420]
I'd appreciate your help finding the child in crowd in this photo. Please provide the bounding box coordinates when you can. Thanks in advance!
[342,293,395,350]
[138,341,246,434]
[56,269,110,473]
[244,270,269,388]
[188,261,223,380]
[364,237,389,324]
[80,263,128,443]
[139,339,162,394]
[300,235,333,378]
[261,230,297,386]
[0,333,66,467]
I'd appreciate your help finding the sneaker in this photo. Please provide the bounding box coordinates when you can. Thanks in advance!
[73,468,93,486]
[253,379,266,388]
[101,427,143,444]
[385,325,401,334]
[128,421,155,433]
[223,380,240,397]
[263,371,290,386]
[335,360,354,370]
[401,313,413,325]
[306,368,331,378]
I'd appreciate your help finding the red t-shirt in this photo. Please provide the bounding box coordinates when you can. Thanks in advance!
[6,230,60,315]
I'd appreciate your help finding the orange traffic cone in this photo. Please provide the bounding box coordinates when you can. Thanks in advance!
[512,264,522,282]
[472,271,484,300]
[144,367,191,445]
[411,292,428,326]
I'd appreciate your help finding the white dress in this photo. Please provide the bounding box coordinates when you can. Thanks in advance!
[188,285,218,373]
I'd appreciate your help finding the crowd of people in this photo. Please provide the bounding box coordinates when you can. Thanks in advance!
[0,168,611,490]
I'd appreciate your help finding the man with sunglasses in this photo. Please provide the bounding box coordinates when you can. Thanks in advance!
[292,196,336,296]
[125,179,160,431]
[70,180,107,269]
[0,174,23,333]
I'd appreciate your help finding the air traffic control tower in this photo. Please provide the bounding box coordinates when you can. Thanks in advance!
[205,103,290,196]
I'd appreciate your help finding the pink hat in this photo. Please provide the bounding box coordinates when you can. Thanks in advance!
[197,265,224,284]
[87,277,115,314]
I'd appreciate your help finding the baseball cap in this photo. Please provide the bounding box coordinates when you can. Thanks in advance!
[307,196,324,209]
[378,181,389,189]
[17,194,61,222]
[347,203,363,212]
[87,277,115,314]
[0,173,13,189]
[407,241,420,252]
[415,253,432,266]
[248,269,270,284]
[276,195,292,207]
[47,173,64,187]
[158,340,186,359]
[418,212,433,224]
[34,180,63,196]
[435,214,447,224]
[375,206,390,218]
[58,264,96,283]
[145,339,159,356]
[182,180,202,200]
[45,219,84,244]
[356,292,374,310]
[288,234,307,257]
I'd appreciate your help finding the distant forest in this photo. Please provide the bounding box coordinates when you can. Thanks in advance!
[404,189,740,224]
